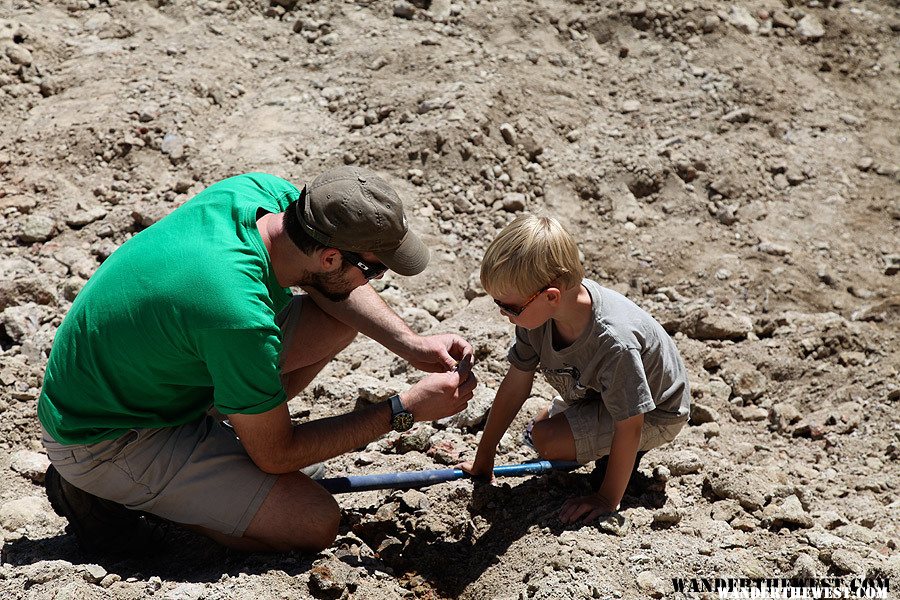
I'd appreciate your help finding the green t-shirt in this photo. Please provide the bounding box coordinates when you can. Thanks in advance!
[38,173,298,445]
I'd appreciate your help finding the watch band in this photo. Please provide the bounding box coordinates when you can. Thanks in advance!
[389,394,404,416]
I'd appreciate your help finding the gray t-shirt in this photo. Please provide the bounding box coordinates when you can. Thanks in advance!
[507,279,690,423]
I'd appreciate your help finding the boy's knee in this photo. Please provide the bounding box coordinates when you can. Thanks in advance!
[530,420,556,458]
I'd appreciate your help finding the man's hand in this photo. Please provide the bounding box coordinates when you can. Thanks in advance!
[400,366,477,422]
[402,333,473,373]
[558,493,617,524]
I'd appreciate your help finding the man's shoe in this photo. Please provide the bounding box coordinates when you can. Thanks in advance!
[45,464,166,556]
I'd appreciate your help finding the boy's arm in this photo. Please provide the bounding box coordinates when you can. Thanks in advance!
[558,413,644,524]
[463,366,535,478]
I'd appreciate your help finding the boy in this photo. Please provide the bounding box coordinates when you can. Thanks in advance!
[462,214,690,524]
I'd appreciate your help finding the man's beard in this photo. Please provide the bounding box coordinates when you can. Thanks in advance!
[301,267,355,302]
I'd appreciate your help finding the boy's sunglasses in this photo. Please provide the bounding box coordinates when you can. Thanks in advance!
[340,250,388,280]
[494,286,549,317]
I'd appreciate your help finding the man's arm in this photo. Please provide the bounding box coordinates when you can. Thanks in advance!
[558,413,644,524]
[229,368,477,474]
[304,284,470,372]
[462,366,535,478]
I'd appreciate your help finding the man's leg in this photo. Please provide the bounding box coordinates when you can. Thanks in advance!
[277,294,357,398]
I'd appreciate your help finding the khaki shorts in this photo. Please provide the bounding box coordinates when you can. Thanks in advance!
[548,396,687,464]
[41,294,308,537]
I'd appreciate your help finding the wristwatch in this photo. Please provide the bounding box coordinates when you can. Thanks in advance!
[389,394,414,432]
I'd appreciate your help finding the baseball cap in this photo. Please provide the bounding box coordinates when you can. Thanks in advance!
[296,167,430,276]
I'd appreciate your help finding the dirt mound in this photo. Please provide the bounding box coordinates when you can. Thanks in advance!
[1,1,898,598]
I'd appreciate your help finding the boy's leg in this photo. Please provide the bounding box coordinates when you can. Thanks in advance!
[529,414,577,461]
[278,294,358,398]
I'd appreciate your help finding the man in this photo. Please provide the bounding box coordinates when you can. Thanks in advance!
[38,167,476,554]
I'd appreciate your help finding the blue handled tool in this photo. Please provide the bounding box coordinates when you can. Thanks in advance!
[318,460,581,494]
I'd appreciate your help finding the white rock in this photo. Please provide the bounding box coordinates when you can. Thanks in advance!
[10,450,50,483]
[0,496,49,531]
[796,14,825,40]
[727,6,758,34]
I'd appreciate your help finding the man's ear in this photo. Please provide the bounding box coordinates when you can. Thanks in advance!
[319,248,342,271]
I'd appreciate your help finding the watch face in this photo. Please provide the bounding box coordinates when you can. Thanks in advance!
[392,412,414,432]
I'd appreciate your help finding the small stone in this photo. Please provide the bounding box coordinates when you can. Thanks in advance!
[393,1,416,19]
[722,108,753,123]
[65,207,107,229]
[595,512,629,536]
[762,495,813,529]
[690,402,720,425]
[417,98,445,114]
[80,564,107,584]
[10,450,50,484]
[636,571,666,598]
[731,405,768,422]
[498,122,517,145]
[160,133,184,159]
[856,157,874,171]
[0,496,48,531]
[18,215,57,243]
[5,44,33,66]
[727,6,759,34]
[796,14,825,41]
[757,241,791,256]
[666,450,703,475]
[621,100,641,113]
[652,507,682,526]
[829,549,867,575]
[622,2,647,17]
[501,193,526,212]
[772,11,797,28]
[400,489,430,511]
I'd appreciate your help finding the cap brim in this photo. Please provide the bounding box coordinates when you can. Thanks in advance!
[375,230,430,276]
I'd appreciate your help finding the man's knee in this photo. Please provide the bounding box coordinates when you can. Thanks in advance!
[247,477,341,553]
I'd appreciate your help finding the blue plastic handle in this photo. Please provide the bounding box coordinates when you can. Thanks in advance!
[319,460,581,494]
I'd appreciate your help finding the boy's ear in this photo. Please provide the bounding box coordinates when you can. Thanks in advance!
[545,287,562,306]
[319,248,342,271]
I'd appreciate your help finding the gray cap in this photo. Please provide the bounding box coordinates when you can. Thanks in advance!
[297,167,429,276]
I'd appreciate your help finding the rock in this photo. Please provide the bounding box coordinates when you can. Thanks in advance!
[1,303,44,343]
[828,549,867,575]
[5,43,32,66]
[709,175,742,199]
[308,558,360,598]
[160,133,184,159]
[722,108,753,123]
[499,123,517,146]
[727,6,758,34]
[719,359,767,401]
[652,507,681,527]
[636,571,666,598]
[772,11,797,29]
[762,495,813,529]
[0,496,49,531]
[437,386,492,429]
[792,553,822,578]
[595,512,629,536]
[731,405,768,422]
[164,583,205,600]
[10,450,50,483]
[80,564,107,584]
[18,214,57,243]
[65,207,107,229]
[19,560,77,585]
[393,1,416,19]
[796,14,824,41]
[705,471,766,511]
[399,489,430,511]
[417,98,445,114]
[621,100,641,113]
[769,402,801,431]
[622,3,646,17]
[665,450,703,475]
[501,193,526,212]
[690,402,721,425]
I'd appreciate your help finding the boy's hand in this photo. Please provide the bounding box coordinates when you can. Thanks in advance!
[400,368,477,422]
[458,459,494,483]
[558,493,617,524]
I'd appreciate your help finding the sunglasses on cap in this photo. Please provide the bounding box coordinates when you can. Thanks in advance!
[340,249,388,280]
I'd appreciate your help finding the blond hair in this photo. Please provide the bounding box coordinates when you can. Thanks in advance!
[480,214,584,297]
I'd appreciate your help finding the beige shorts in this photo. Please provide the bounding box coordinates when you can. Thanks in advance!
[41,295,308,537]
[548,396,687,464]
